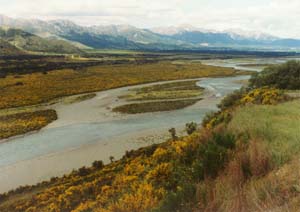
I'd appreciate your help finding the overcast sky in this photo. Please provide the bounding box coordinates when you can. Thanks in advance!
[0,0,299,38]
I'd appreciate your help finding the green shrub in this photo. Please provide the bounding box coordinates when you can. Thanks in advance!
[217,87,248,110]
[249,60,300,90]
[153,184,196,212]
[202,111,232,129]
[92,160,104,169]
[168,128,178,141]
[185,122,198,135]
[198,142,227,177]
[213,132,236,149]
[197,131,236,177]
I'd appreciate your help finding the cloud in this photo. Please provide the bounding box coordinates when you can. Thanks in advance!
[0,0,299,38]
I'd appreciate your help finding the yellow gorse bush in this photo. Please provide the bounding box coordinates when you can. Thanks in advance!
[240,87,287,105]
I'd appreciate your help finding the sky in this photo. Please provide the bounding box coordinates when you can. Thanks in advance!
[0,0,299,38]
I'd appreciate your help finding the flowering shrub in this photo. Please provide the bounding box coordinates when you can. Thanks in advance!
[203,87,289,130]
[240,88,288,105]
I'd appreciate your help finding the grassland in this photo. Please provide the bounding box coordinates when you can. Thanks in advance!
[0,109,57,140]
[113,98,202,114]
[192,100,300,212]
[120,80,204,101]
[228,100,300,166]
[0,61,245,109]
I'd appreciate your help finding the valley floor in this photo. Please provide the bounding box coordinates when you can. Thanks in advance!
[0,60,248,140]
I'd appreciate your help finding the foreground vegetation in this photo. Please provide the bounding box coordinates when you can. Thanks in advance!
[0,109,57,139]
[0,61,244,109]
[113,98,202,114]
[0,61,299,211]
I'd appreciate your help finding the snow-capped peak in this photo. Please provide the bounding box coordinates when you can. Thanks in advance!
[151,24,212,35]
[224,28,278,41]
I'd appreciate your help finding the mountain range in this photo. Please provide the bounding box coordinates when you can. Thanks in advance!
[0,14,300,54]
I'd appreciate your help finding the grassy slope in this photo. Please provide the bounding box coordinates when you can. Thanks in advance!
[195,100,300,212]
[0,96,298,211]
[228,101,300,166]
[0,61,243,109]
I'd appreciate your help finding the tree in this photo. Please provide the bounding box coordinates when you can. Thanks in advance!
[92,160,104,169]
[249,60,300,90]
[169,128,178,141]
[78,166,89,176]
[185,122,198,135]
[109,156,115,163]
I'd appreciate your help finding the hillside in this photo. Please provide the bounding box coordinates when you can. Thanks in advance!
[0,38,25,55]
[0,27,82,54]
[0,62,299,211]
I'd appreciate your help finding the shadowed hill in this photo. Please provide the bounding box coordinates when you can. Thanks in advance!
[0,38,25,55]
[0,27,83,54]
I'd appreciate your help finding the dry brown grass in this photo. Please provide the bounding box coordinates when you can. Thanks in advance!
[194,134,298,212]
[248,140,271,177]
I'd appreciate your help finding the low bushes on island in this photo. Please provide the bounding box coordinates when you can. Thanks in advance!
[113,98,202,114]
[0,109,57,139]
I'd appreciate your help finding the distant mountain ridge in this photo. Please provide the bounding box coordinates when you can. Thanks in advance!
[1,14,300,51]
